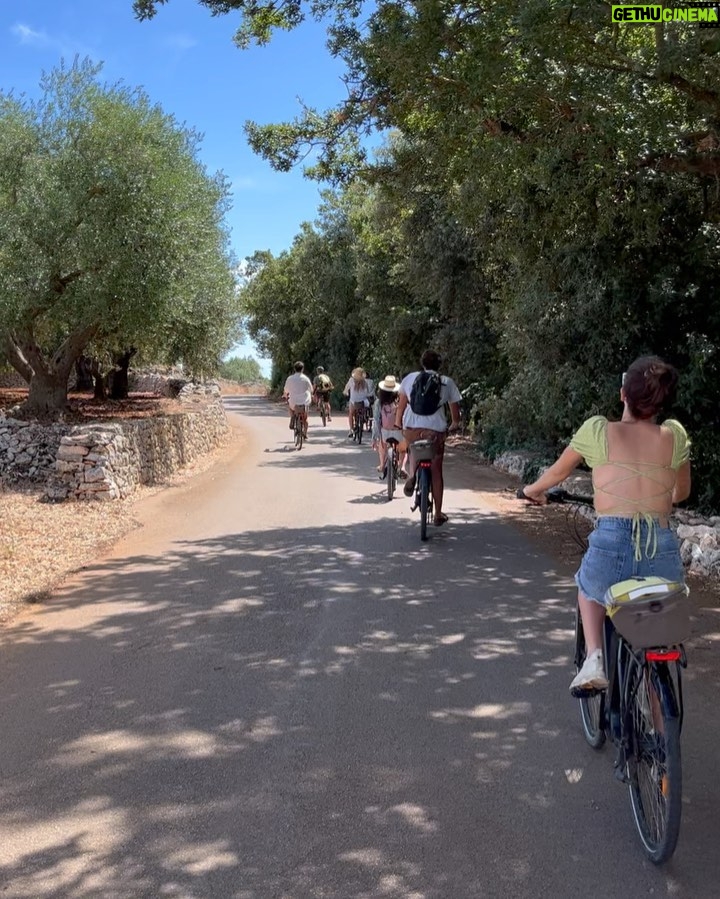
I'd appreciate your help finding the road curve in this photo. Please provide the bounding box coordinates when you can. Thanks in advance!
[0,396,717,898]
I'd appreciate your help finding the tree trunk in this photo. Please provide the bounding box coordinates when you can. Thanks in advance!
[90,359,107,401]
[109,347,137,400]
[10,321,100,418]
[24,369,72,417]
[74,355,94,391]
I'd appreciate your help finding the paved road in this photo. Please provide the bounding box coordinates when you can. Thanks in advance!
[0,396,718,898]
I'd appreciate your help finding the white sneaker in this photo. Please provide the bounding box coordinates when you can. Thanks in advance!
[569,649,608,692]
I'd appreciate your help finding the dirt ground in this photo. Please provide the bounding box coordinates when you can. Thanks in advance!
[0,382,258,622]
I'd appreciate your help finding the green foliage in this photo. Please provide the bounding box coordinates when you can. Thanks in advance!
[0,58,240,410]
[150,0,720,511]
[220,354,265,382]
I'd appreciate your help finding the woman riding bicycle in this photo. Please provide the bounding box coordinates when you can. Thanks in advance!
[344,367,371,438]
[371,375,408,479]
[520,355,691,692]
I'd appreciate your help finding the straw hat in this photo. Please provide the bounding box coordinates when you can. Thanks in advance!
[378,375,399,392]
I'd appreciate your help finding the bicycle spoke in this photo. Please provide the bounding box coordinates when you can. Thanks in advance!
[628,664,682,863]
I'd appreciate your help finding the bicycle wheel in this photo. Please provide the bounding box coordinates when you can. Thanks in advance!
[295,420,303,450]
[386,445,395,501]
[356,415,363,444]
[628,662,682,864]
[575,608,606,749]
[320,401,327,427]
[420,469,429,541]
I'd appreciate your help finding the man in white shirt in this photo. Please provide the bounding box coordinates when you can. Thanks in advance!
[395,350,461,526]
[283,361,313,438]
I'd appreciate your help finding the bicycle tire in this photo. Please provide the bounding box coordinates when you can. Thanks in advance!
[320,402,327,427]
[420,469,429,541]
[356,416,363,444]
[387,446,395,501]
[628,662,682,864]
[294,417,304,450]
[575,608,606,749]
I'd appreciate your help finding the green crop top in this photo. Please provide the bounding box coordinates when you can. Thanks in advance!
[569,415,690,560]
[570,415,690,471]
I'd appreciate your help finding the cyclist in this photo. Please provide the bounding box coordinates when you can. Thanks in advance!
[313,366,334,421]
[344,367,370,438]
[282,361,313,439]
[396,350,461,526]
[519,355,691,692]
[371,375,408,478]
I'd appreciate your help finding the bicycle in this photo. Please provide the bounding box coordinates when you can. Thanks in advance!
[351,404,364,444]
[315,392,331,427]
[384,436,400,501]
[409,439,435,541]
[517,486,689,864]
[293,405,308,450]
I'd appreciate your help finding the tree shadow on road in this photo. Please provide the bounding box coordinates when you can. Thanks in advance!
[0,513,717,896]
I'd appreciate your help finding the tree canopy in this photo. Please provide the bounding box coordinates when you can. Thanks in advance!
[0,58,241,415]
[136,1,720,511]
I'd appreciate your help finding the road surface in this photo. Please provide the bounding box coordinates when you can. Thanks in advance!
[0,396,718,898]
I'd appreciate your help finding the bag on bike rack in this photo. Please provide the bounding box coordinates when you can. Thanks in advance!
[411,439,435,463]
[604,577,689,648]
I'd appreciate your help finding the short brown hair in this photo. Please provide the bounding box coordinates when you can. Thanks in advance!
[421,350,442,371]
[623,356,678,420]
[294,361,304,372]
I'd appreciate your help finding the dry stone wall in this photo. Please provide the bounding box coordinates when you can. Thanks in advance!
[46,401,229,501]
[493,452,720,579]
[0,416,71,483]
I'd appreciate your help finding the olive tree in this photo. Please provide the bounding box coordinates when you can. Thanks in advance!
[0,59,240,416]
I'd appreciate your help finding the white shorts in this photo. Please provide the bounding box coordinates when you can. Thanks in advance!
[381,428,403,443]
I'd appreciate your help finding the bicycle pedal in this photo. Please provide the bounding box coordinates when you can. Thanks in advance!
[570,685,603,699]
[613,756,631,784]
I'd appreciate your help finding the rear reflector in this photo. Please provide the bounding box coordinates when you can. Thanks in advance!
[645,650,681,662]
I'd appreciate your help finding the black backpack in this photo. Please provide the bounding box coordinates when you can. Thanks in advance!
[409,371,443,416]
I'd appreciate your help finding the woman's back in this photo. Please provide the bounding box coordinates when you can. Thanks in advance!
[592,421,678,519]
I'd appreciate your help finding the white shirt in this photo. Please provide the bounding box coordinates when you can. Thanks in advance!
[399,370,462,432]
[284,372,313,407]
[344,378,371,404]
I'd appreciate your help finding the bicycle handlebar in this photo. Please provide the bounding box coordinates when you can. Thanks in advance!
[516,486,594,506]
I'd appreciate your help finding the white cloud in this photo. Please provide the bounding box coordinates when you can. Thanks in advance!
[10,22,92,58]
[11,23,52,48]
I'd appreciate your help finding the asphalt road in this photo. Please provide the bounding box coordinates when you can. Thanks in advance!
[0,396,718,898]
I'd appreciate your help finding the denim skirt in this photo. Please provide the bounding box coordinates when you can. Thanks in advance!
[575,516,684,606]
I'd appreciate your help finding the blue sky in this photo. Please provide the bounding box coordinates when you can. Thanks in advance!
[0,0,352,371]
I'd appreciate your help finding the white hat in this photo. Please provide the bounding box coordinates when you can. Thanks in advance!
[378,375,399,392]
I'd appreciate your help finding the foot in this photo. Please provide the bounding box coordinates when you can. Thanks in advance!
[403,474,416,497]
[398,469,408,480]
[569,650,608,692]
[348,431,354,438]
[434,513,449,527]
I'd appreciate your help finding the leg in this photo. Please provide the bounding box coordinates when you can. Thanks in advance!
[377,439,387,470]
[430,434,447,521]
[570,589,608,691]
[578,591,605,655]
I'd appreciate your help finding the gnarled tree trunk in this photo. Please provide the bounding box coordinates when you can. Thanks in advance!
[109,347,137,400]
[74,355,94,391]
[3,323,99,418]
